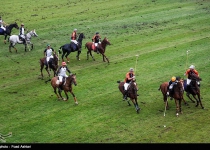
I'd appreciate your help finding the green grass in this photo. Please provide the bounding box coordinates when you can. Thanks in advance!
[0,0,210,143]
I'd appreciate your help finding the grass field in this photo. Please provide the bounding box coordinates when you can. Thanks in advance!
[0,0,210,143]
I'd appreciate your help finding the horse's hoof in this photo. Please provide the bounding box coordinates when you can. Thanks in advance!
[176,113,179,117]
[75,101,78,105]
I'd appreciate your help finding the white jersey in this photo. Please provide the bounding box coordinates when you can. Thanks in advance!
[0,19,3,27]
[58,67,68,77]
[46,48,53,57]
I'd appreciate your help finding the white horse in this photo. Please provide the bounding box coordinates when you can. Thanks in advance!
[8,29,38,53]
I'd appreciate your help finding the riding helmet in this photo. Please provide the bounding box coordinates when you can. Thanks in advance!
[130,68,134,72]
[189,65,195,69]
[96,32,99,34]
[74,29,77,31]
[62,62,67,66]
[21,23,24,26]
[171,76,176,82]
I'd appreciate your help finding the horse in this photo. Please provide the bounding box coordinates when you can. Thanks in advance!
[158,81,188,111]
[0,22,19,44]
[85,37,111,63]
[183,73,204,109]
[58,33,85,63]
[40,53,59,80]
[8,29,38,52]
[117,79,140,113]
[158,80,185,117]
[50,73,78,105]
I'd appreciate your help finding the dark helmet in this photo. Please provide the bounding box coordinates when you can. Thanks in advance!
[96,32,99,34]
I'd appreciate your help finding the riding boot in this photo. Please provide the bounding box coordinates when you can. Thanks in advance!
[123,90,128,100]
[58,81,63,92]
[96,47,99,54]
[169,89,173,100]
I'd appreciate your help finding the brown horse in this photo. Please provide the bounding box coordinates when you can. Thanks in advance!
[85,37,111,63]
[50,73,78,104]
[183,73,204,109]
[158,80,185,116]
[117,80,140,113]
[40,53,59,80]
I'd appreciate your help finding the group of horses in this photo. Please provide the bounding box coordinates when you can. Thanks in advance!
[39,33,111,105]
[0,22,38,52]
[158,74,203,117]
[2,23,203,116]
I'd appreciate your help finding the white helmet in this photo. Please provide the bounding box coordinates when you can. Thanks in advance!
[189,65,195,69]
[74,29,77,31]
[129,68,134,72]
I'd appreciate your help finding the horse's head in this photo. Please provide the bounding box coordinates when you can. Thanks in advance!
[103,37,111,45]
[69,73,77,86]
[191,73,201,82]
[31,29,38,37]
[14,22,19,29]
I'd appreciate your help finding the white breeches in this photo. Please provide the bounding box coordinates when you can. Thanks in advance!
[1,26,6,31]
[187,78,200,85]
[71,40,78,44]
[124,83,129,90]
[46,55,53,62]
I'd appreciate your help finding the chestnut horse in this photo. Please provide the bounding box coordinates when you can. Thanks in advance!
[85,37,111,63]
[117,80,140,113]
[50,73,78,104]
[183,73,204,109]
[40,53,59,80]
[158,80,185,116]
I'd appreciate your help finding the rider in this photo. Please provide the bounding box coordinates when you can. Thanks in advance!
[0,16,6,31]
[19,23,26,44]
[184,65,200,90]
[92,32,101,54]
[70,29,78,45]
[123,68,136,100]
[56,61,72,91]
[44,44,55,70]
[167,76,180,100]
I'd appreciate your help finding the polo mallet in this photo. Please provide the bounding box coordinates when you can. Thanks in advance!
[57,51,59,66]
[135,55,139,74]
[185,50,190,71]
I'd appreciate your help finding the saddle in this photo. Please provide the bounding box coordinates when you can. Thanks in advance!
[70,42,79,51]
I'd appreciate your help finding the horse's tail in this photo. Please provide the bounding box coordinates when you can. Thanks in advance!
[58,46,63,54]
[158,85,161,91]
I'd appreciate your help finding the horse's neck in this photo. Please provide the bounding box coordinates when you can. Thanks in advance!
[101,41,107,49]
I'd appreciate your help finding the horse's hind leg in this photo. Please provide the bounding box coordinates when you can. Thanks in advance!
[88,51,95,61]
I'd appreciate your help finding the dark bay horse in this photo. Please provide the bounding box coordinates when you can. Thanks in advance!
[159,81,185,117]
[158,81,188,111]
[85,37,111,63]
[40,53,59,80]
[0,22,19,44]
[58,33,85,63]
[117,80,140,113]
[183,73,204,109]
[50,73,78,104]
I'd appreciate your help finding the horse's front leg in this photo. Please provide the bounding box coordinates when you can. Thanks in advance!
[101,53,109,63]
[63,91,69,101]
[4,35,7,44]
[76,50,81,60]
[186,93,195,103]
[175,99,180,117]
[69,91,78,105]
